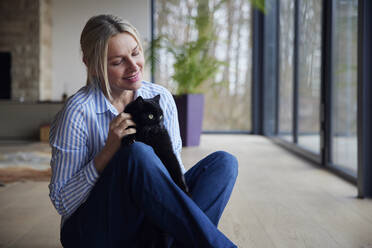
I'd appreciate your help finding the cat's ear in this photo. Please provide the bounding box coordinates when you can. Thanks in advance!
[124,96,142,114]
[134,96,144,106]
[136,96,144,103]
[153,94,160,103]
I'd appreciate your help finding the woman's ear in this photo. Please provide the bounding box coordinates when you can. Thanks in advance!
[82,56,87,66]
[83,57,96,77]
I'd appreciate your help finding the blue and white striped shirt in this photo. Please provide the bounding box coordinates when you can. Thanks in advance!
[49,80,184,226]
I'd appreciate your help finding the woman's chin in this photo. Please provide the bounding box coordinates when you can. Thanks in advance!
[122,80,142,91]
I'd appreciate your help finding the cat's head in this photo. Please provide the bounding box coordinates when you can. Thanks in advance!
[124,95,164,126]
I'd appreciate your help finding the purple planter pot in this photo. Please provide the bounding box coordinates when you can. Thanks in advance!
[173,94,204,147]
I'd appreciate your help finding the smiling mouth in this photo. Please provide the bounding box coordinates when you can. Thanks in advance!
[124,71,139,79]
[123,71,140,82]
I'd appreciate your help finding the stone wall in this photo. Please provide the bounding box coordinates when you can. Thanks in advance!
[0,0,52,102]
[39,0,53,101]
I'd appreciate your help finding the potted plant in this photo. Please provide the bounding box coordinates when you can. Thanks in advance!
[165,0,223,146]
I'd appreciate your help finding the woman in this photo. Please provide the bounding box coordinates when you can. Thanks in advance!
[49,14,238,248]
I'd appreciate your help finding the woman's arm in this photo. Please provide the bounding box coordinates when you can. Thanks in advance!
[49,106,97,217]
[49,106,135,217]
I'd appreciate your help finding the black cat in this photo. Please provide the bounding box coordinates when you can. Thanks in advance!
[122,94,191,197]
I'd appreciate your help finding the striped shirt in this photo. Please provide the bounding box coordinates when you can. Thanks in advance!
[48,80,184,227]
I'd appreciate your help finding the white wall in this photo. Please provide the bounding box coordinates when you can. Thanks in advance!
[51,0,150,100]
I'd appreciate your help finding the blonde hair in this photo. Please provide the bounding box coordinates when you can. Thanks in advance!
[80,14,143,100]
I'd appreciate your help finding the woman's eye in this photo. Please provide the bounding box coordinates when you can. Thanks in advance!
[112,61,121,66]
[133,50,139,56]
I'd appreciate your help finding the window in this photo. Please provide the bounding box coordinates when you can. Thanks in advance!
[331,0,358,174]
[278,0,295,142]
[297,0,322,153]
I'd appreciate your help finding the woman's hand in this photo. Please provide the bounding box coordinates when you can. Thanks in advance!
[106,113,136,151]
[94,113,136,174]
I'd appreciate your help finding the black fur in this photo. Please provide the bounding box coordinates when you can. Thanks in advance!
[122,95,190,197]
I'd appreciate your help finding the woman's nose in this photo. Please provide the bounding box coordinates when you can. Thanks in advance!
[127,58,138,71]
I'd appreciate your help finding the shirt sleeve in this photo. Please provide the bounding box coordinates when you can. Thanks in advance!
[48,105,99,217]
[161,89,185,173]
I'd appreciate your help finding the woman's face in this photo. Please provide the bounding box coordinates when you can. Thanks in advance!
[106,32,144,95]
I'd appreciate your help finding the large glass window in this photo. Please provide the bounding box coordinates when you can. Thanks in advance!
[278,0,294,142]
[154,0,252,131]
[331,0,358,174]
[297,0,322,153]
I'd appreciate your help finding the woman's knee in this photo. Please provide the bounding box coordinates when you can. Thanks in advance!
[212,151,238,180]
[122,141,163,173]
[101,142,156,180]
[127,141,154,155]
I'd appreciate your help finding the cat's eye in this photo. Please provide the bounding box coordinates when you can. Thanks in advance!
[148,114,154,120]
[159,115,163,120]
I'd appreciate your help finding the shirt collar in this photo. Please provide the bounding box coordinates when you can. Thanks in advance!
[134,86,142,99]
[92,81,118,115]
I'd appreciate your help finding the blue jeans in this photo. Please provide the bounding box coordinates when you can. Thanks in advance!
[61,142,238,248]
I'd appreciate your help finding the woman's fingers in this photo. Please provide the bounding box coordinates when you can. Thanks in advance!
[117,120,136,137]
[111,113,135,129]
[123,119,136,128]
[111,113,132,127]
[109,113,136,139]
[104,113,136,154]
[124,127,136,136]
[117,116,136,129]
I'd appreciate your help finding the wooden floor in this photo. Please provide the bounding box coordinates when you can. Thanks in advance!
[0,135,371,247]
